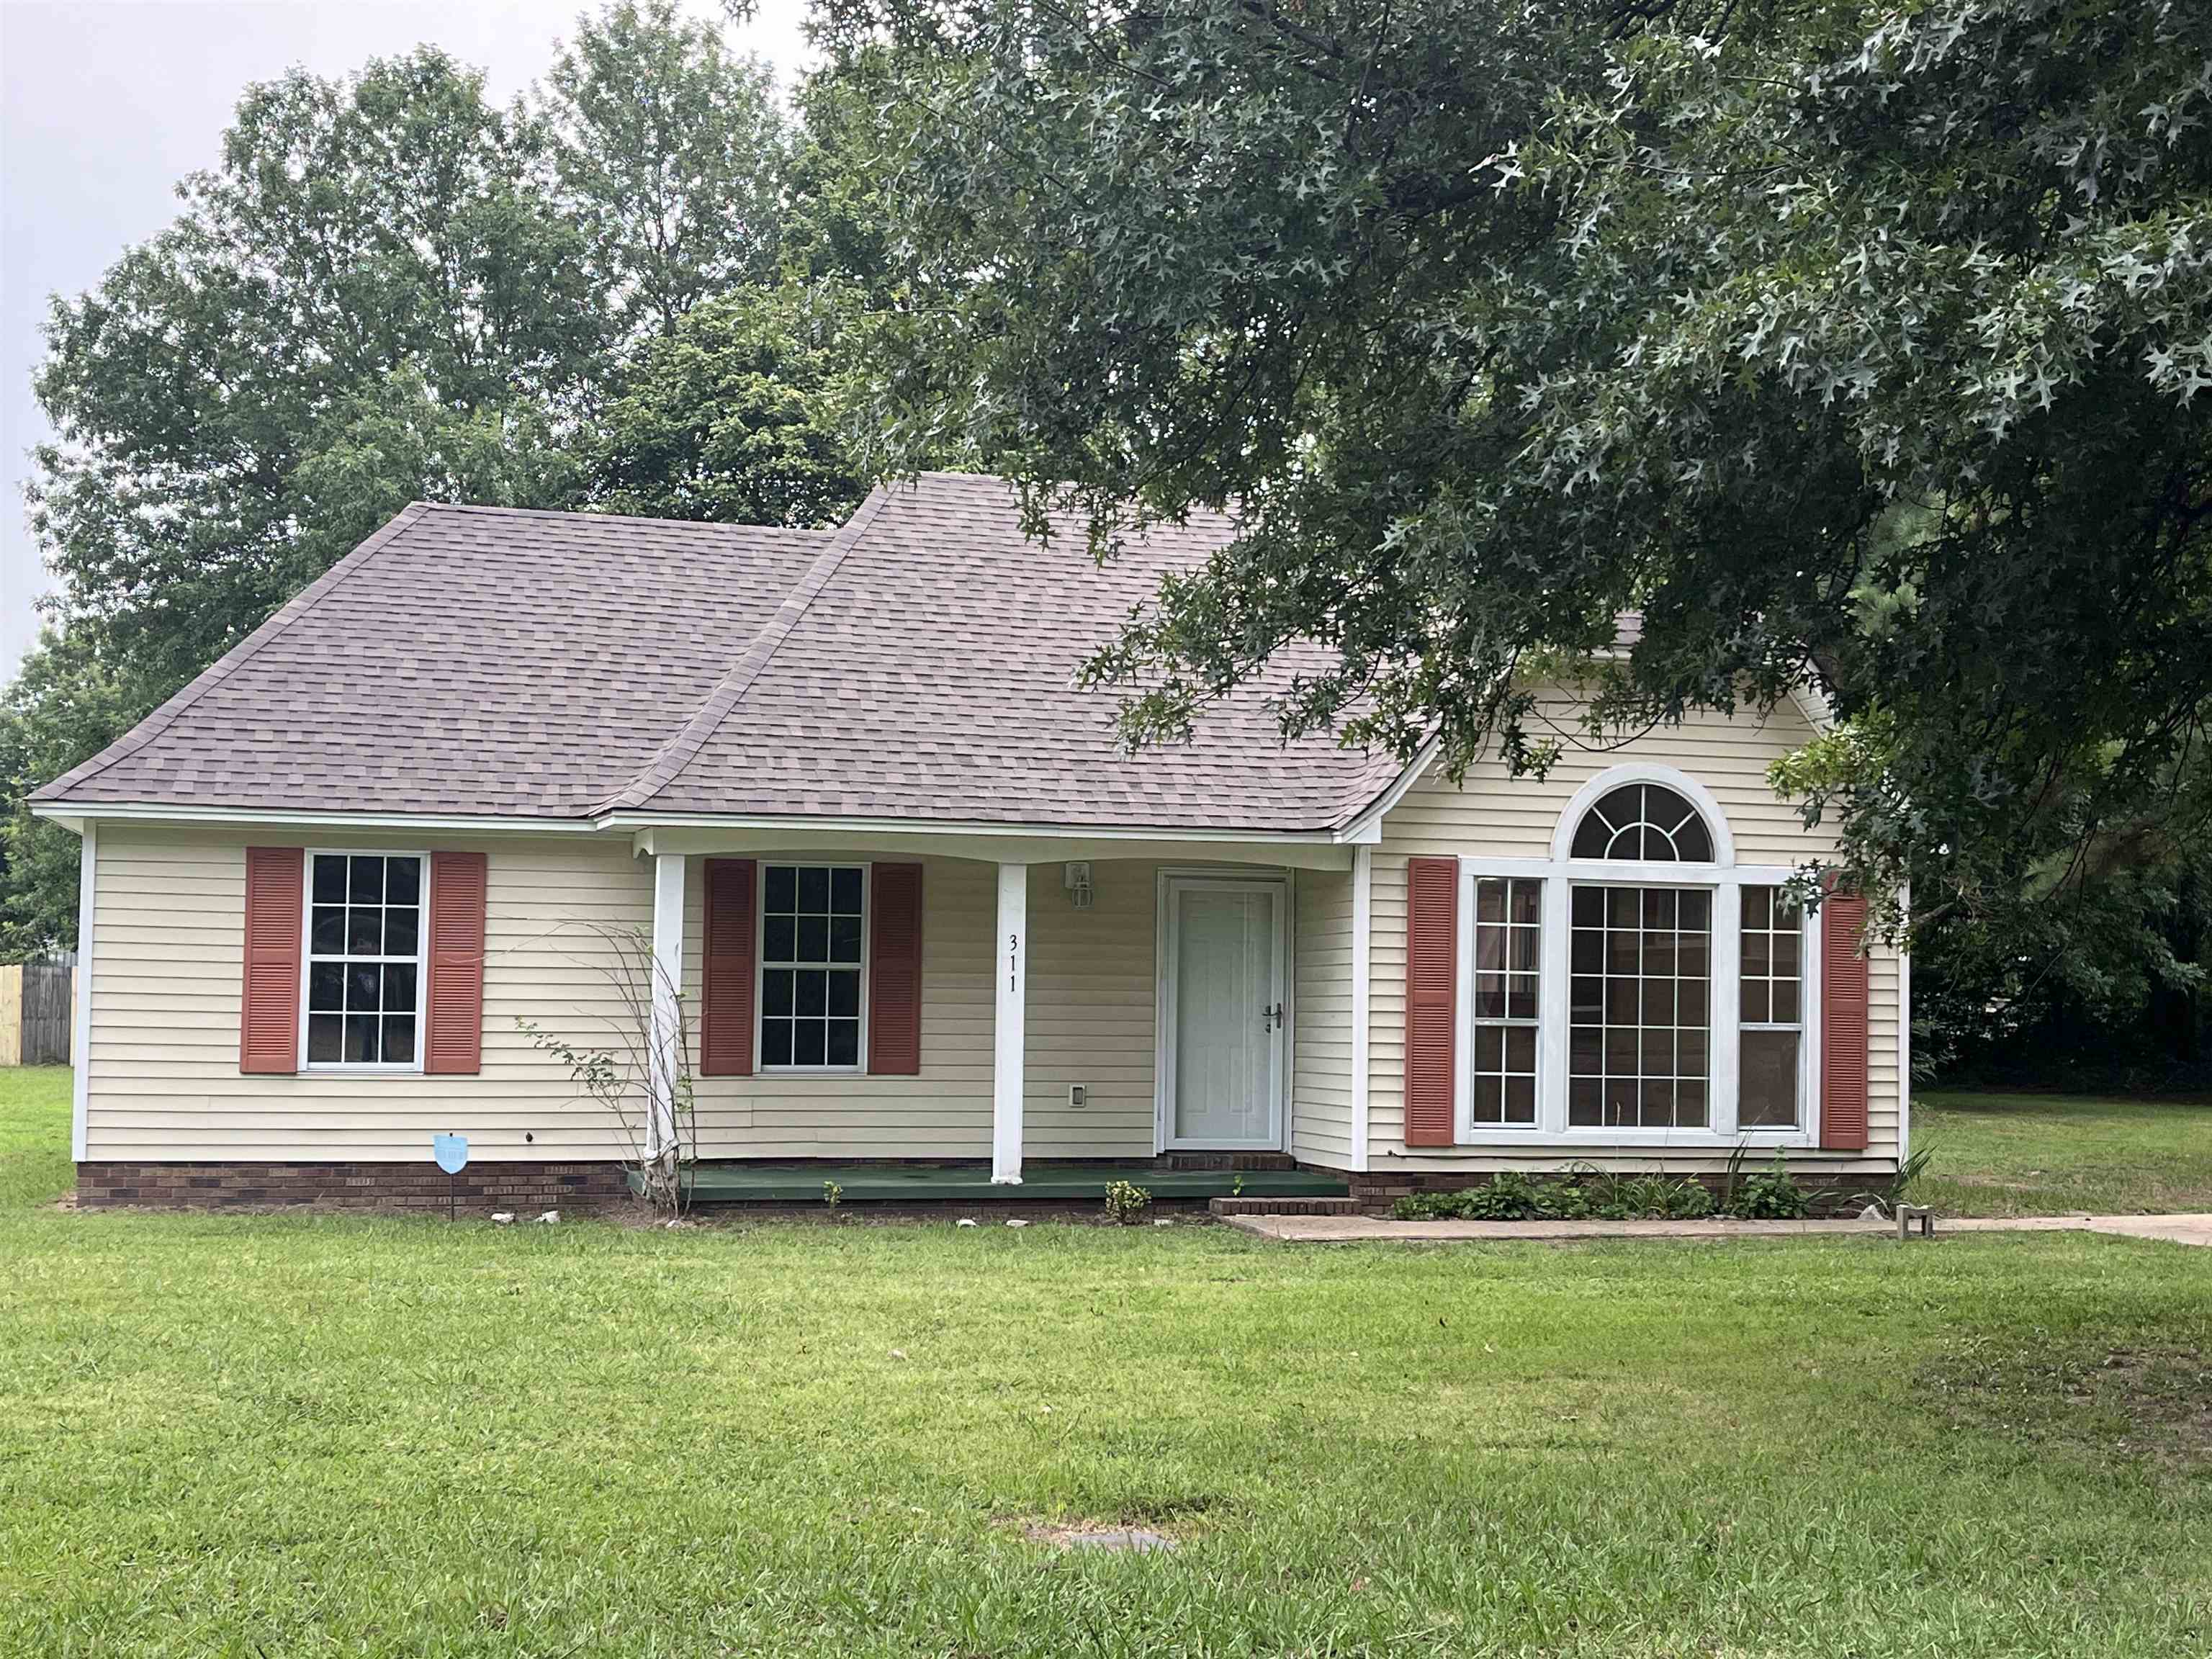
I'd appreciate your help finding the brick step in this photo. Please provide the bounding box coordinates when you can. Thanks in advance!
[1209,1195,1362,1218]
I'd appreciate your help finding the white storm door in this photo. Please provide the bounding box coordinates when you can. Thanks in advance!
[1161,876,1287,1150]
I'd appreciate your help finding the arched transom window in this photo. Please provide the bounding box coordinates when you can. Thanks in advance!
[1568,783,1716,863]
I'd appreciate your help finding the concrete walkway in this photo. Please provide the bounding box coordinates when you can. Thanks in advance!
[1221,1211,2212,1246]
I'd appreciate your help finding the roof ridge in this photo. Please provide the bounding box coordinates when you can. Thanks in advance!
[31,503,435,805]
[595,485,898,815]
[419,500,841,534]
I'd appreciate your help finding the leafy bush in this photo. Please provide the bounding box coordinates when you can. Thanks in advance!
[1391,1171,1716,1222]
[1722,1151,1810,1220]
[1103,1179,1151,1223]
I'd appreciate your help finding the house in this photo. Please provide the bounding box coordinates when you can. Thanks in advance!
[32,473,1906,1211]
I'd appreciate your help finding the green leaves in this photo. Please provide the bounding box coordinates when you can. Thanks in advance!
[4,6,841,952]
[829,0,2212,998]
[587,287,868,528]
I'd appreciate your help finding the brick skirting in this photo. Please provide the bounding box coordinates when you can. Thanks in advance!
[75,1160,630,1214]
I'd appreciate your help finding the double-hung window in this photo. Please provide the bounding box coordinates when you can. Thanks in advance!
[759,864,865,1069]
[1469,877,1541,1125]
[1737,886,1804,1128]
[305,852,426,1068]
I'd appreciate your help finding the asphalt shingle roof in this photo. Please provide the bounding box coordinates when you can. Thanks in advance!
[38,475,1403,833]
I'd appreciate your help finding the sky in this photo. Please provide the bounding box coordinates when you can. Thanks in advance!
[0,0,814,683]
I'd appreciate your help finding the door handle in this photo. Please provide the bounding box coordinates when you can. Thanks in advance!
[1262,1002,1284,1032]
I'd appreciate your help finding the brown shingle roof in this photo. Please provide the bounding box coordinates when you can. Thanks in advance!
[37,475,1402,833]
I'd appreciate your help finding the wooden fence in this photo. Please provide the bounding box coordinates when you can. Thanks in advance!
[0,959,75,1066]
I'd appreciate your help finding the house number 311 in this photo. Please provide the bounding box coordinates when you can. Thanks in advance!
[1007,932,1020,991]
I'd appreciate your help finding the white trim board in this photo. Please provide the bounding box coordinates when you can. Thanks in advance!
[71,824,95,1161]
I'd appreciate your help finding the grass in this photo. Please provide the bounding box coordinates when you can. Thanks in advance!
[0,1066,2206,1657]
[1916,1089,2212,1216]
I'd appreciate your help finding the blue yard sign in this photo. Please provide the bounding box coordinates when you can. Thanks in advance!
[433,1133,469,1174]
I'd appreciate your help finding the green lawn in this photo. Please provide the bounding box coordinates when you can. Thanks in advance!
[1917,1090,2212,1216]
[1,1067,2207,1657]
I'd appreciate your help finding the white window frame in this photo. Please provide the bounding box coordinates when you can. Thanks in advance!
[1452,763,1822,1148]
[755,860,871,1074]
[1462,874,1542,1132]
[298,848,431,1075]
[1736,884,1811,1131]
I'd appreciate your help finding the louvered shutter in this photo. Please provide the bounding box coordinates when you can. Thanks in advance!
[1403,855,1460,1147]
[868,863,924,1075]
[700,859,757,1076]
[423,850,487,1075]
[1819,879,1871,1151]
[239,845,305,1073]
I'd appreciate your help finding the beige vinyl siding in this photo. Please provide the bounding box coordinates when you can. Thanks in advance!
[1025,860,1161,1158]
[86,828,1334,1167]
[680,855,1164,1160]
[1367,695,1905,1176]
[1292,866,1356,1166]
[86,824,650,1162]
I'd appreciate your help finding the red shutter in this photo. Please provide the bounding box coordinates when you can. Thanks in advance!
[1820,878,1871,1151]
[700,858,755,1076]
[424,850,487,1075]
[1403,855,1459,1147]
[868,863,924,1075]
[239,845,305,1073]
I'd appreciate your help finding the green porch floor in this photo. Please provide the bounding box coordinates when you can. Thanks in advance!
[633,1161,1349,1205]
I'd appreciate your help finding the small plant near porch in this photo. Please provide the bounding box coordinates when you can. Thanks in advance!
[519,924,697,1215]
[1103,1179,1151,1223]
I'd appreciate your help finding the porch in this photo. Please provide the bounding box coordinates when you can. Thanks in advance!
[633,1159,1351,1205]
[626,824,1370,1182]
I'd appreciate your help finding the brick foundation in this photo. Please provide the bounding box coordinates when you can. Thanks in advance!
[74,1160,630,1215]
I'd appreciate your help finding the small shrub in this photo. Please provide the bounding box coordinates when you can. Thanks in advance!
[1104,1179,1151,1223]
[822,1179,843,1209]
[1725,1151,1809,1219]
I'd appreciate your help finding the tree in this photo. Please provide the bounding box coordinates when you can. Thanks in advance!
[6,6,817,950]
[821,0,2212,983]
[30,47,601,698]
[588,285,869,526]
[0,631,135,955]
[544,0,789,341]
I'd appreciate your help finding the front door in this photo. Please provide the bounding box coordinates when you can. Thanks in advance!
[1160,875,1288,1150]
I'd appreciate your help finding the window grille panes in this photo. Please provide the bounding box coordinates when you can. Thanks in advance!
[1568,886,1711,1128]
[1470,876,1542,1125]
[306,853,423,1066]
[760,864,864,1068]
[1568,783,1715,863]
[1739,886,1803,1128]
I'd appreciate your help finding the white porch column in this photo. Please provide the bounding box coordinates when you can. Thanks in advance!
[992,860,1027,1184]
[647,853,686,1159]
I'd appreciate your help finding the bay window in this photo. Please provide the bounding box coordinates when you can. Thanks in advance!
[1453,767,1821,1143]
